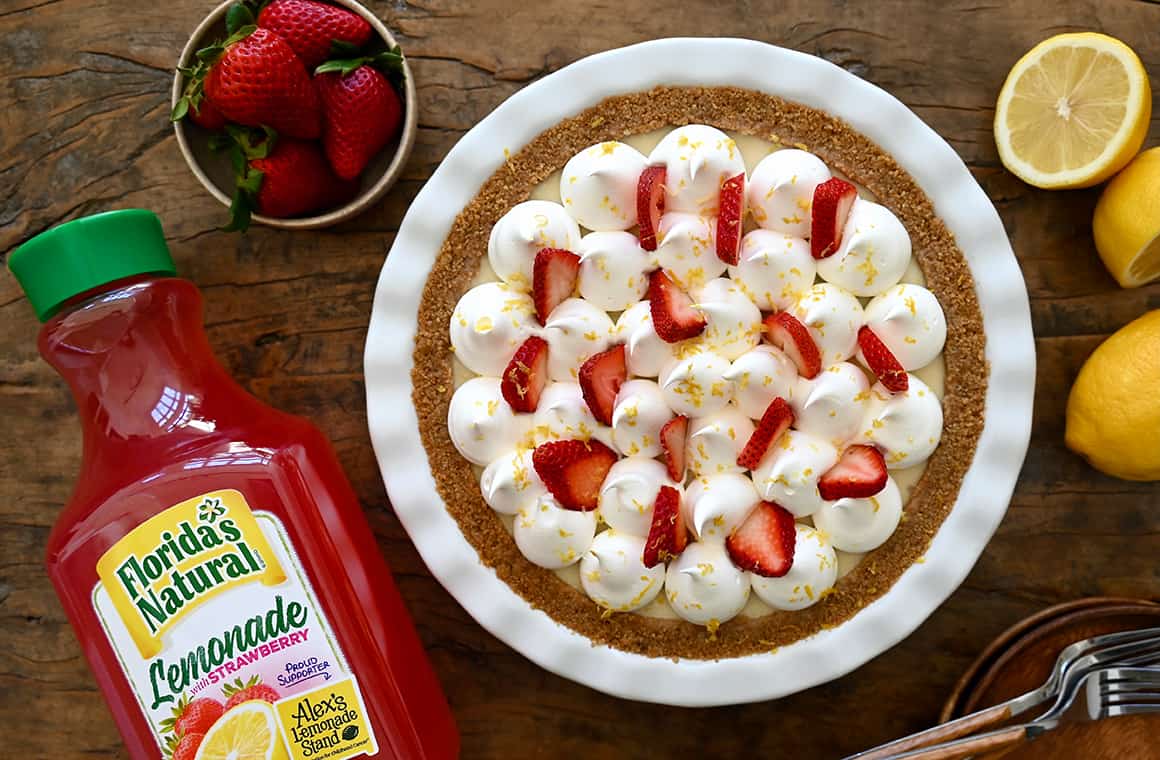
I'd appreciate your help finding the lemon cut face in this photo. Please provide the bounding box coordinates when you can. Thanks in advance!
[995,33,1151,189]
[195,700,288,760]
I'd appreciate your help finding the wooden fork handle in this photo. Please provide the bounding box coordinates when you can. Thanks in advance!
[853,702,1015,759]
[890,726,1028,760]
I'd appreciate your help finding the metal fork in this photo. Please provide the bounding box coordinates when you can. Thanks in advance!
[847,627,1160,759]
[884,666,1160,759]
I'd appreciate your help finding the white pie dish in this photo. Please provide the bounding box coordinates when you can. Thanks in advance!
[364,38,1034,706]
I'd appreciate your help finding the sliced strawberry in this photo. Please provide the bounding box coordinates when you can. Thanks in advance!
[642,485,687,567]
[818,444,888,500]
[660,415,688,482]
[648,269,706,343]
[532,247,580,324]
[532,439,617,511]
[810,178,858,259]
[716,173,746,265]
[858,326,908,393]
[578,345,626,425]
[501,336,549,413]
[637,165,666,251]
[726,501,796,577]
[763,312,822,379]
[736,397,794,470]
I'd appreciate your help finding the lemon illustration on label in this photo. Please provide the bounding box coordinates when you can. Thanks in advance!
[196,700,289,760]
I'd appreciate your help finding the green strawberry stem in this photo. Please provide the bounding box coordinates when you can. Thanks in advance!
[212,125,276,232]
[315,46,406,89]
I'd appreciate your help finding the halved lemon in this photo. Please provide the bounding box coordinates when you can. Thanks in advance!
[994,32,1151,189]
[195,700,288,760]
[1093,147,1160,287]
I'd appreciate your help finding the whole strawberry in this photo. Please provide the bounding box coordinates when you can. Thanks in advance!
[216,127,357,230]
[222,675,280,710]
[315,50,405,180]
[257,0,373,69]
[202,26,321,139]
[189,99,227,130]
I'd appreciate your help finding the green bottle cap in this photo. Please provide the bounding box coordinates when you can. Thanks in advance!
[8,209,177,322]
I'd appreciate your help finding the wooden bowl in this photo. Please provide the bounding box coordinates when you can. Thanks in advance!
[171,0,418,229]
[941,597,1160,759]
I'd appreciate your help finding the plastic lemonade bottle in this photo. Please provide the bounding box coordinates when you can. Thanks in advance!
[8,210,459,760]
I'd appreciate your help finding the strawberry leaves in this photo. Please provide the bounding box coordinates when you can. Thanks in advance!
[211,125,276,232]
[315,46,406,89]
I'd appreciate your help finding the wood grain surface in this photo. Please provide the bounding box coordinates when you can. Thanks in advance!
[2,1,1159,757]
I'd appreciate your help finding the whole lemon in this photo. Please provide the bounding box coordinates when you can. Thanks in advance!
[1065,309,1160,480]
[1093,147,1160,288]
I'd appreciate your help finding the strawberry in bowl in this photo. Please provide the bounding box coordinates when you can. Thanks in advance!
[171,0,416,230]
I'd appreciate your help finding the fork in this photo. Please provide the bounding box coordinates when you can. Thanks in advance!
[847,627,1160,759]
[882,666,1160,759]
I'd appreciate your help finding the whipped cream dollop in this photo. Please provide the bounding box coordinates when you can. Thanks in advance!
[687,408,755,477]
[577,231,651,312]
[817,199,911,297]
[532,381,614,447]
[579,530,666,612]
[752,429,839,517]
[729,229,817,311]
[648,124,746,215]
[559,141,647,231]
[480,448,545,515]
[750,524,837,611]
[448,377,533,466]
[450,282,537,377]
[660,351,733,417]
[861,283,947,371]
[813,476,903,553]
[860,376,943,469]
[665,542,751,625]
[747,149,832,238]
[541,298,615,381]
[655,212,726,290]
[615,301,674,378]
[488,200,581,288]
[692,277,763,361]
[791,362,872,446]
[611,379,670,458]
[514,494,598,569]
[724,345,799,419]
[683,473,760,543]
[598,456,675,536]
[791,282,865,365]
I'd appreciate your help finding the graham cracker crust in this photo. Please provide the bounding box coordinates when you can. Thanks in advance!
[411,86,987,659]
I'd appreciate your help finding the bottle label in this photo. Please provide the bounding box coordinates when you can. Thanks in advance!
[92,489,379,760]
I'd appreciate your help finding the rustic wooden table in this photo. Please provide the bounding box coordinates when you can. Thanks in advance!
[2,1,1159,757]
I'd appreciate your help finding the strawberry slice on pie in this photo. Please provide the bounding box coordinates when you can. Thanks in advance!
[715,172,746,265]
[818,444,888,500]
[763,311,822,379]
[532,247,580,324]
[736,397,794,470]
[726,501,796,577]
[648,269,706,343]
[810,177,857,259]
[578,345,626,426]
[500,336,549,412]
[858,325,908,393]
[659,415,689,483]
[532,439,618,511]
[643,485,687,567]
[637,166,666,251]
